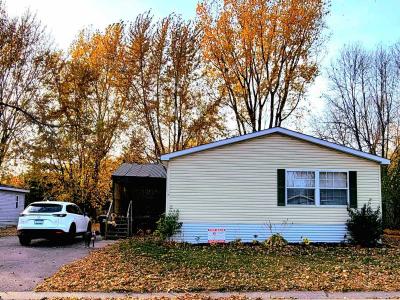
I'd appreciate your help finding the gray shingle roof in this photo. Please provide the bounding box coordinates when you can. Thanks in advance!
[112,163,166,178]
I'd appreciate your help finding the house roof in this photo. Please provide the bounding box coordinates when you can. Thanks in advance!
[160,127,390,165]
[0,184,29,193]
[112,163,167,178]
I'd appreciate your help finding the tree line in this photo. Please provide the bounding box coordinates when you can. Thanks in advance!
[0,0,327,210]
[2,0,400,228]
[314,43,400,228]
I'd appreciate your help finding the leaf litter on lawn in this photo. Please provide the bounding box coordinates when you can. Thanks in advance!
[36,237,400,292]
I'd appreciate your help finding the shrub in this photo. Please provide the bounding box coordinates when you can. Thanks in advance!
[154,209,182,240]
[301,237,311,245]
[264,233,287,248]
[231,238,243,245]
[346,202,382,247]
[382,164,400,229]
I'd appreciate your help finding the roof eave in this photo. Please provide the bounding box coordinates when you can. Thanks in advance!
[0,187,30,193]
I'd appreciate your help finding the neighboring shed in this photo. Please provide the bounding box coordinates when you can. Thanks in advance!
[0,184,29,227]
[161,127,389,243]
[110,163,166,235]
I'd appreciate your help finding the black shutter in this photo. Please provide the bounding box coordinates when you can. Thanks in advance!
[277,169,286,206]
[349,171,357,208]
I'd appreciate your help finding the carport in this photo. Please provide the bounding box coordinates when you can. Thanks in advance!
[107,163,166,238]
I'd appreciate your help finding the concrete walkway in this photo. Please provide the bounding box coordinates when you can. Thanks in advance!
[1,291,400,299]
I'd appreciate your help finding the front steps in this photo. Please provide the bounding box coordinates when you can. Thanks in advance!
[105,216,129,240]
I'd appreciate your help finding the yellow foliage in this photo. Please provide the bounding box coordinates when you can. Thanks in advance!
[28,25,129,210]
[197,0,328,133]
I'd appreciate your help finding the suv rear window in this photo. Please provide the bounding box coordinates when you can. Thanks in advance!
[25,203,62,213]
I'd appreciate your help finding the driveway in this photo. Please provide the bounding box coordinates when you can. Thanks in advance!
[0,235,114,292]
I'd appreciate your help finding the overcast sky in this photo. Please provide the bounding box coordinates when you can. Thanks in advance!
[6,0,400,129]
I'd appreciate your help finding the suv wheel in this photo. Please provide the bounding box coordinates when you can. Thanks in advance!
[68,223,76,241]
[18,235,31,246]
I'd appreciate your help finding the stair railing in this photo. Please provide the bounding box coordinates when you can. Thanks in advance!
[126,200,133,237]
[105,199,114,240]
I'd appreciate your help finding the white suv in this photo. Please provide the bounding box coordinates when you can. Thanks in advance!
[17,201,91,246]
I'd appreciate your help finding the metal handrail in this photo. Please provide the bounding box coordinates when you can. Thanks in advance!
[126,200,132,236]
[105,199,114,240]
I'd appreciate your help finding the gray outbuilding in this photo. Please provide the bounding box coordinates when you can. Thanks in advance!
[0,184,29,227]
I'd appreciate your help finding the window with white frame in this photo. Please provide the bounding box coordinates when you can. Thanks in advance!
[319,172,348,205]
[286,171,315,205]
[286,170,348,206]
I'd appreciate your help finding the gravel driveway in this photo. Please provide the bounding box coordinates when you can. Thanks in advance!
[0,235,114,292]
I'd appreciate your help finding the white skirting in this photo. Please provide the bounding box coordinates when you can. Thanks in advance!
[173,223,348,243]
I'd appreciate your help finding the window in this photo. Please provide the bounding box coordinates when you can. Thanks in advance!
[67,204,83,215]
[75,205,83,215]
[16,196,19,208]
[67,205,77,214]
[286,171,315,205]
[25,203,62,213]
[320,172,348,205]
[286,170,348,206]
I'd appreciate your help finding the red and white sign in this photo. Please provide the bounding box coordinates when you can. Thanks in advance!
[208,228,226,243]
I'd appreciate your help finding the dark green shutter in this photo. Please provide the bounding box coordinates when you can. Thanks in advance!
[349,171,357,208]
[277,169,286,206]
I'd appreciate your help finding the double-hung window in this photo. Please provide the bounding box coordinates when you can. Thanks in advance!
[286,171,315,205]
[319,172,348,205]
[286,170,348,206]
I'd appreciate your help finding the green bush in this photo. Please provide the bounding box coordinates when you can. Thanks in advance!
[264,233,287,248]
[346,203,382,247]
[382,165,400,229]
[154,209,182,240]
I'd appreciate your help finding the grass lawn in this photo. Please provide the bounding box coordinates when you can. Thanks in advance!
[36,237,400,292]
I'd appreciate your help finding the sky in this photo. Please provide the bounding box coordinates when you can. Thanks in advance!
[6,0,400,129]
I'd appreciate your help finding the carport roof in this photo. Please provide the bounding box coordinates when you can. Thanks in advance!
[112,163,166,178]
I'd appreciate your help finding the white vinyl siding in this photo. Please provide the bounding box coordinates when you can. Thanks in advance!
[166,133,381,225]
[0,191,26,226]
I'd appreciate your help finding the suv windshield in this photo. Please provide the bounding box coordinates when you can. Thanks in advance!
[25,203,62,213]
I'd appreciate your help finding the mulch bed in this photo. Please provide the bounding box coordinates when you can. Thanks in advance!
[36,237,400,293]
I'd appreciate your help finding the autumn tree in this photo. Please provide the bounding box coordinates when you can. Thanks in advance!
[29,24,128,210]
[123,13,226,160]
[0,2,52,172]
[197,0,327,134]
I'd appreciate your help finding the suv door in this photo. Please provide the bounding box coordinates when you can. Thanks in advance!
[73,205,86,232]
[66,205,85,233]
